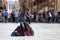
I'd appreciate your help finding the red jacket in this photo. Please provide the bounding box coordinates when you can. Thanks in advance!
[20,12,24,17]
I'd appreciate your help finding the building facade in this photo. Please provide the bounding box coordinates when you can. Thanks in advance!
[13,1,20,11]
[0,0,2,7]
[56,0,60,12]
[19,0,60,14]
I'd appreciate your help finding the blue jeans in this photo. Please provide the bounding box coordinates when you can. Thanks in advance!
[19,16,25,22]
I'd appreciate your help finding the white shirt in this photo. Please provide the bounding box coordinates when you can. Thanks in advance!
[14,11,19,17]
[49,12,52,17]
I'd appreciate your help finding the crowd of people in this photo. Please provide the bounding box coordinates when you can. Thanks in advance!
[38,11,60,23]
[0,10,60,23]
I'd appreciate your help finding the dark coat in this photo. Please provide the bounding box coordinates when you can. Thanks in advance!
[15,26,25,36]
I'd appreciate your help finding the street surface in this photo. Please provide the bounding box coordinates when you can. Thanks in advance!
[0,23,60,40]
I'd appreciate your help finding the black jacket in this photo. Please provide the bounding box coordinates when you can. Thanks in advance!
[15,26,25,36]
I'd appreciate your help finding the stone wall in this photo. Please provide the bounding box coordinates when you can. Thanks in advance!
[56,0,60,12]
[0,0,2,7]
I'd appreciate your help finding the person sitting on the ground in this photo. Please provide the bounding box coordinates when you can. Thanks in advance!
[11,22,34,36]
[11,23,25,36]
[24,22,34,36]
[24,22,30,36]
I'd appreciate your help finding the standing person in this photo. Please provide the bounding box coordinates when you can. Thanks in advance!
[2,10,8,22]
[51,12,55,22]
[56,12,60,23]
[31,14,34,22]
[54,12,58,22]
[26,13,32,24]
[10,12,15,22]
[0,11,3,22]
[26,13,30,24]
[14,10,19,23]
[33,12,36,22]
[48,11,52,23]
[45,13,49,23]
[43,12,49,23]
[8,14,10,22]
[19,12,25,23]
[38,13,43,22]
[43,12,46,22]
